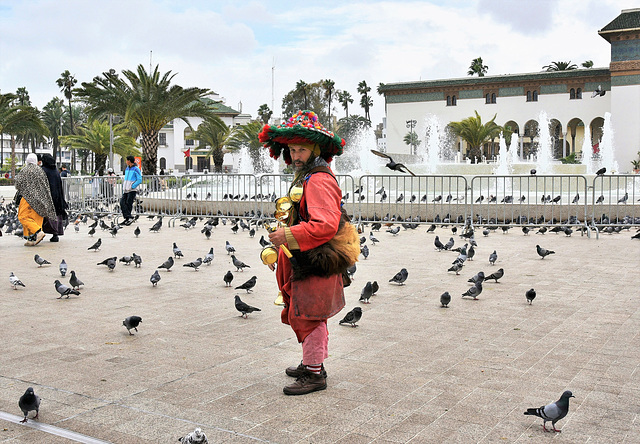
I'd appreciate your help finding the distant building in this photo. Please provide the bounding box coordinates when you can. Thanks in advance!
[378,8,640,172]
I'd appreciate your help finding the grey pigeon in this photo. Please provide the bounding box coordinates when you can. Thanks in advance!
[339,306,362,327]
[55,279,81,298]
[123,316,142,335]
[183,257,203,271]
[461,281,483,300]
[595,167,606,176]
[235,276,257,293]
[386,226,400,235]
[88,226,96,236]
[371,281,379,295]
[434,235,445,251]
[467,245,475,261]
[447,262,463,275]
[203,247,214,265]
[9,272,25,289]
[224,270,234,286]
[119,255,134,265]
[361,244,369,259]
[231,254,250,272]
[234,295,261,318]
[440,291,451,307]
[370,149,416,176]
[150,270,161,286]
[359,281,373,304]
[34,254,51,267]
[444,237,454,250]
[87,238,102,251]
[158,256,174,271]
[536,244,555,259]
[132,253,142,268]
[134,226,141,237]
[18,387,40,423]
[173,242,184,258]
[526,288,536,305]
[178,427,208,444]
[346,263,357,280]
[225,240,235,254]
[572,193,579,204]
[59,259,67,276]
[468,271,485,284]
[484,268,504,283]
[389,268,408,285]
[524,390,574,433]
[618,192,628,204]
[369,232,379,245]
[69,271,84,290]
[595,195,604,204]
[97,256,117,271]
[149,218,162,232]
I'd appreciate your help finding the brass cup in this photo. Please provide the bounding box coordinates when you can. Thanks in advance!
[275,196,292,213]
[289,185,303,203]
[260,246,279,265]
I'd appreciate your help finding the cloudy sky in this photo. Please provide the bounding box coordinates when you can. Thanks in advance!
[0,0,634,125]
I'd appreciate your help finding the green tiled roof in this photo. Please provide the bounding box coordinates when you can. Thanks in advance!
[201,97,239,115]
[600,9,640,33]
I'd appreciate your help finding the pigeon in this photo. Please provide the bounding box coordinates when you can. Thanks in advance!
[434,236,446,251]
[618,192,628,204]
[536,226,548,235]
[203,247,214,265]
[595,195,604,204]
[448,262,464,275]
[87,238,102,251]
[54,279,81,298]
[346,263,357,281]
[134,226,141,237]
[526,288,536,305]
[361,244,369,259]
[369,232,379,245]
[173,242,184,258]
[223,270,234,286]
[97,256,117,271]
[530,169,536,175]
[158,256,174,272]
[339,307,362,327]
[440,291,451,308]
[467,245,475,261]
[359,281,373,304]
[468,271,485,284]
[595,167,606,176]
[123,316,142,335]
[119,255,134,265]
[522,226,530,235]
[371,280,379,295]
[259,235,270,248]
[88,226,96,236]
[149,219,162,232]
[461,281,482,300]
[231,255,250,272]
[432,195,442,203]
[396,193,404,203]
[386,226,400,235]
[389,268,408,285]
[34,254,51,267]
[370,149,416,176]
[69,271,84,290]
[234,295,261,318]
[9,272,25,289]
[536,244,555,259]
[489,250,498,265]
[524,390,574,433]
[475,195,485,203]
[225,240,235,254]
[235,276,257,293]
[427,224,436,233]
[59,259,67,276]
[183,257,203,271]
[150,270,161,286]
[484,268,504,283]
[132,253,142,268]
[18,387,40,423]
[178,427,208,444]
[591,84,605,97]
[571,193,580,204]
[444,237,454,250]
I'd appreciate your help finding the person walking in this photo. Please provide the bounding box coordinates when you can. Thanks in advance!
[15,153,57,246]
[40,153,68,242]
[260,110,359,395]
[120,155,141,225]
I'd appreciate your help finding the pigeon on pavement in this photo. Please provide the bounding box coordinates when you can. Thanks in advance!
[97,256,117,271]
[173,242,184,258]
[484,268,504,283]
[231,255,250,272]
[69,271,84,290]
[123,316,142,335]
[234,295,261,318]
[132,253,142,268]
[150,270,161,286]
[18,387,40,423]
[34,254,51,267]
[434,236,446,251]
[10,272,25,289]
[371,280,379,295]
[440,291,451,308]
[359,281,373,304]
[448,262,464,275]
[339,307,363,327]
[224,270,234,287]
[462,281,483,300]
[235,276,257,293]
[87,238,102,251]
[119,255,134,265]
[149,218,162,232]
[158,256,174,271]
[59,259,67,276]
[55,279,81,298]
[178,427,208,444]
[225,240,235,254]
[389,268,408,285]
[536,245,555,259]
[468,271,485,284]
[526,288,536,305]
[203,247,214,265]
[183,257,203,271]
[134,226,141,237]
[524,390,574,433]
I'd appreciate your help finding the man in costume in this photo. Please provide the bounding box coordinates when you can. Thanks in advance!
[260,110,360,396]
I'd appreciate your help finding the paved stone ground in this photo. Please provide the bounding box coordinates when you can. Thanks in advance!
[0,209,639,443]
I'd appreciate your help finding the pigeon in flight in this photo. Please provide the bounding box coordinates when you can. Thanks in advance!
[235,276,257,293]
[461,281,483,300]
[9,272,25,289]
[526,288,536,305]
[59,259,67,277]
[536,245,555,259]
[34,254,51,267]
[339,307,362,327]
[97,256,118,271]
[18,387,40,423]
[223,270,234,287]
[440,291,451,308]
[389,268,408,285]
[234,295,261,318]
[69,271,84,290]
[591,84,605,97]
[158,256,174,272]
[150,270,161,286]
[231,255,250,272]
[55,280,81,298]
[123,316,142,335]
[484,268,504,283]
[359,281,373,304]
[183,257,203,271]
[524,390,574,433]
[370,149,416,176]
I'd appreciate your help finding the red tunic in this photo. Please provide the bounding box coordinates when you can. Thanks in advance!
[275,170,344,342]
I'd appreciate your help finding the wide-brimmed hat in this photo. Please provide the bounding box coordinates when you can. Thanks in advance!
[258,110,345,164]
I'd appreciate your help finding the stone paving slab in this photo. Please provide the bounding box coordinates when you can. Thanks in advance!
[0,211,639,443]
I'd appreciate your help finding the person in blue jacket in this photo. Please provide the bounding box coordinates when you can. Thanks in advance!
[120,155,142,225]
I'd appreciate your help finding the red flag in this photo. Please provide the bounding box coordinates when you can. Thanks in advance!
[184,148,191,158]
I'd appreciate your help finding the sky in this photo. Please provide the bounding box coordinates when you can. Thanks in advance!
[0,0,635,126]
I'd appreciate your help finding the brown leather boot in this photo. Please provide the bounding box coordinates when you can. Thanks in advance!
[285,362,326,378]
[283,370,327,396]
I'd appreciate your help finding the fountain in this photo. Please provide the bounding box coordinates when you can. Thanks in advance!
[421,115,443,174]
[580,123,594,174]
[535,111,554,174]
[598,112,619,174]
[493,133,513,175]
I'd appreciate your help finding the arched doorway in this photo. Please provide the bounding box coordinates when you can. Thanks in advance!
[523,120,538,160]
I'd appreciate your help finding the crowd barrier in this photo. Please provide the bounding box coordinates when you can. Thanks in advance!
[62,173,640,237]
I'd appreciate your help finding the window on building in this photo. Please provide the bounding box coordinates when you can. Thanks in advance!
[576,88,582,99]
[159,157,166,169]
[486,93,491,104]
[158,133,166,146]
[533,91,538,101]
[451,95,457,106]
[491,93,496,103]
[570,88,576,99]
[447,96,451,106]
[527,91,532,102]
[185,139,194,146]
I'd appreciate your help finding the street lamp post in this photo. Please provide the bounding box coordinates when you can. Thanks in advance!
[406,119,417,155]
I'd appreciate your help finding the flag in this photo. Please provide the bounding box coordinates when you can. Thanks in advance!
[184,148,191,158]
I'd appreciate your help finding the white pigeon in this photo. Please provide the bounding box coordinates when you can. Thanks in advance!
[10,272,25,289]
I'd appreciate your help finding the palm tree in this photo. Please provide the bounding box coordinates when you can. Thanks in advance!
[42,97,65,164]
[357,81,372,121]
[403,131,421,154]
[468,57,488,77]
[15,87,31,106]
[257,104,272,125]
[322,79,335,128]
[57,70,77,170]
[335,115,371,147]
[581,60,594,68]
[448,111,502,164]
[542,61,578,71]
[75,65,216,175]
[189,116,232,172]
[295,80,309,110]
[60,119,140,175]
[336,91,354,118]
[226,120,269,172]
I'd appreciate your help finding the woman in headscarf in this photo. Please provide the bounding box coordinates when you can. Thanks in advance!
[40,153,68,242]
[15,153,57,246]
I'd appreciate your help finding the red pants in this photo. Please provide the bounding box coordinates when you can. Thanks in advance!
[302,322,329,366]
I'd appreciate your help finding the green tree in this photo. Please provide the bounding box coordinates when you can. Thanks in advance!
[322,79,336,129]
[57,70,78,170]
[448,111,502,164]
[581,60,594,68]
[542,61,578,71]
[336,91,353,118]
[281,80,328,122]
[403,131,421,154]
[295,80,309,109]
[257,104,272,125]
[468,57,488,77]
[226,120,270,173]
[335,115,371,147]
[15,87,31,106]
[357,80,372,121]
[189,116,232,173]
[75,65,217,175]
[42,97,66,164]
[60,119,140,175]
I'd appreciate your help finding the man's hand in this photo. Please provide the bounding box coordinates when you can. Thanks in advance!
[268,227,286,248]
[268,263,276,272]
